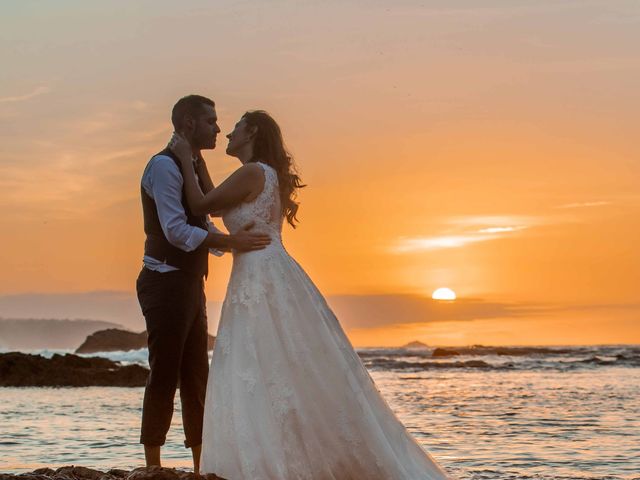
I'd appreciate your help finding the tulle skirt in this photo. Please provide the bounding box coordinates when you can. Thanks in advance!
[201,244,452,479]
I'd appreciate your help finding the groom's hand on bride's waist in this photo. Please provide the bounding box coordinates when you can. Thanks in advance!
[204,222,271,252]
[229,222,271,252]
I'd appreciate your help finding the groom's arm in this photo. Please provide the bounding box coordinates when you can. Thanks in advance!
[206,220,228,256]
[148,156,270,253]
[149,155,224,252]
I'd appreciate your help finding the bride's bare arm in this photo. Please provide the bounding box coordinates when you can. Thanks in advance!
[172,151,264,217]
[194,156,227,216]
[194,153,214,193]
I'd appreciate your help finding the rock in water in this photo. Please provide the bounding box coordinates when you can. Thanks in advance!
[432,348,460,357]
[75,329,148,353]
[402,340,429,349]
[75,328,215,354]
[0,352,149,387]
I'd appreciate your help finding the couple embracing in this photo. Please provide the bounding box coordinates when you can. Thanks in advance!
[136,94,453,479]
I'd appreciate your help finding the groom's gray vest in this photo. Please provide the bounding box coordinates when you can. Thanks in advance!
[142,148,209,278]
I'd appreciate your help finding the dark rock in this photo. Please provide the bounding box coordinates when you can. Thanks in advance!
[467,345,573,356]
[432,348,460,357]
[126,467,181,480]
[75,329,215,354]
[105,470,128,478]
[32,469,56,475]
[0,467,226,480]
[54,466,104,480]
[402,341,429,349]
[124,467,227,480]
[75,329,148,354]
[0,352,149,387]
[464,360,491,368]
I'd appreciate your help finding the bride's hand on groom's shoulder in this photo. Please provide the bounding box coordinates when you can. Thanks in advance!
[167,132,192,165]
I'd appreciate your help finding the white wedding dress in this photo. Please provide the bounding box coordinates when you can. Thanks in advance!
[201,162,453,479]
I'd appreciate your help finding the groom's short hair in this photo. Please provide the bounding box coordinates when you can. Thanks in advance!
[171,95,215,130]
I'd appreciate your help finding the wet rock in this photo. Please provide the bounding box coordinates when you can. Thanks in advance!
[75,329,215,354]
[54,466,105,480]
[125,467,181,480]
[75,329,148,354]
[463,360,491,368]
[432,348,460,357]
[125,467,225,480]
[0,352,149,387]
[104,470,128,478]
[0,467,226,480]
[32,469,56,476]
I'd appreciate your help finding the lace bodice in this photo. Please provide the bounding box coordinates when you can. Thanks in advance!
[222,162,283,243]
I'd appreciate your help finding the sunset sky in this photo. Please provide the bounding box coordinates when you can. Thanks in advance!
[1,0,639,346]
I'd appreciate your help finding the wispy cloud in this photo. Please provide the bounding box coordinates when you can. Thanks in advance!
[477,226,527,234]
[392,216,532,253]
[0,99,163,221]
[447,215,538,228]
[394,235,490,252]
[555,201,611,209]
[0,86,50,104]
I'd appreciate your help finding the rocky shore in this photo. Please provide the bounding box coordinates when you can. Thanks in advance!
[0,327,218,387]
[0,352,149,387]
[75,329,215,354]
[0,466,225,480]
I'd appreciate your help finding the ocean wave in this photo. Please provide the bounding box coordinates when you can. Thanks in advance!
[363,353,640,372]
[14,346,640,372]
[358,345,640,359]
[78,348,150,367]
[448,466,640,480]
[366,358,498,370]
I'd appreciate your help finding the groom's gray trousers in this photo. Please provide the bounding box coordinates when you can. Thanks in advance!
[136,266,209,448]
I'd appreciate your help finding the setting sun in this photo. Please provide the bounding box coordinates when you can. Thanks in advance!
[432,288,457,301]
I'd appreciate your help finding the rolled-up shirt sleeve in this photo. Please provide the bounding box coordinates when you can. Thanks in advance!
[147,156,208,252]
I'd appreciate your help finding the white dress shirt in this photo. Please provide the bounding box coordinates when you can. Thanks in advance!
[141,154,224,272]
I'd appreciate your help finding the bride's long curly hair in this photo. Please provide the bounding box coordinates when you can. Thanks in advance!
[243,110,305,228]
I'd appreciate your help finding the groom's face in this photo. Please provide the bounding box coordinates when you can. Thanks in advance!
[191,104,220,150]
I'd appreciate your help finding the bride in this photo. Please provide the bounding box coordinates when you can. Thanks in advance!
[170,111,453,480]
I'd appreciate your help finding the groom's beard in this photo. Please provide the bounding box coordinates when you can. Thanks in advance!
[193,126,216,150]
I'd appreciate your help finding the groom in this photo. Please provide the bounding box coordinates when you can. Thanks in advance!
[136,94,270,473]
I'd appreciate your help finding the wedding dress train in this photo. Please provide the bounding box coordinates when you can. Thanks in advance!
[201,162,452,479]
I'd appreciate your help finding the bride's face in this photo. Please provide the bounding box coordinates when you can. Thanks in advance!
[226,118,255,157]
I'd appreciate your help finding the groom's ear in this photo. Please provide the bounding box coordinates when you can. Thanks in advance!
[183,114,196,132]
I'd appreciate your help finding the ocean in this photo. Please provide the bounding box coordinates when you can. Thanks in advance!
[1,345,639,479]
